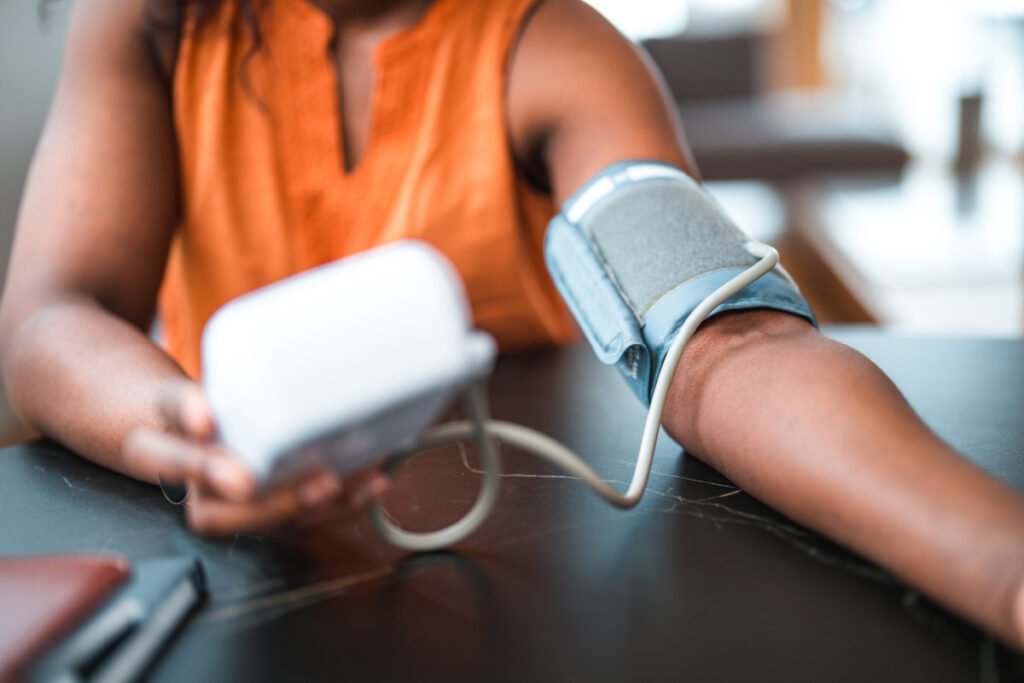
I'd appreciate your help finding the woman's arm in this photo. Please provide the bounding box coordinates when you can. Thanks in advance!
[0,0,182,480]
[508,0,1024,647]
[0,0,387,533]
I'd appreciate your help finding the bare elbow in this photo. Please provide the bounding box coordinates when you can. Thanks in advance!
[0,291,95,431]
[0,296,55,443]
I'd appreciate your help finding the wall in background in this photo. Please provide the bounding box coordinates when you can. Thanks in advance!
[0,1,71,443]
[0,1,71,291]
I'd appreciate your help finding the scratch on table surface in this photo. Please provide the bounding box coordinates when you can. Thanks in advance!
[459,447,736,496]
[459,447,732,506]
[611,458,738,489]
[61,475,75,489]
[459,448,629,486]
[667,497,890,583]
[460,444,889,583]
[198,564,395,625]
[691,488,742,502]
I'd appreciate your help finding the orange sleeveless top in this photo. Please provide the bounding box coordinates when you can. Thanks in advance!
[163,0,575,378]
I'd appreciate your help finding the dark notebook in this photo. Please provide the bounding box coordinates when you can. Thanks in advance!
[0,555,130,683]
[0,555,205,683]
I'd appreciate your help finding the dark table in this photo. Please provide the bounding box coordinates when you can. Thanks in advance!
[2,329,1023,682]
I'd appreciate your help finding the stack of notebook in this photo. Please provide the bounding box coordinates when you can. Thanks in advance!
[0,554,205,683]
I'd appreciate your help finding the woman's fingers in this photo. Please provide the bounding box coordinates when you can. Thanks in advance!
[199,448,257,501]
[186,471,344,536]
[186,484,304,536]
[157,380,215,440]
[296,470,392,530]
[185,468,391,537]
[295,470,344,508]
[292,471,392,530]
[338,468,392,510]
[138,375,394,537]
[123,428,206,484]
[123,428,256,501]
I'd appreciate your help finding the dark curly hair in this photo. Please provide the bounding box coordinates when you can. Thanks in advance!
[39,0,251,30]
[40,0,264,61]
[41,0,267,96]
[149,0,266,84]
[143,0,262,39]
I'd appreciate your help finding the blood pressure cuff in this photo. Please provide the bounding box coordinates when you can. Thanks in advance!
[544,161,817,404]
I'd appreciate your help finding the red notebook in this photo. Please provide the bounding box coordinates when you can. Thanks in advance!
[0,555,130,683]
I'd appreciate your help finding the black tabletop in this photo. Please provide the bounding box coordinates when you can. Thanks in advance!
[1,328,1023,682]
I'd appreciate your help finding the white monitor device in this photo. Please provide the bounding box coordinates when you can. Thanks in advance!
[200,234,780,553]
[201,241,496,488]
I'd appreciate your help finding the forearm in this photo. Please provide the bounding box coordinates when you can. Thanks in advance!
[1,297,187,482]
[665,310,1024,646]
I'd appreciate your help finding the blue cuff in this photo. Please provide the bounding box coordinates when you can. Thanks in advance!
[643,269,817,403]
[545,161,817,405]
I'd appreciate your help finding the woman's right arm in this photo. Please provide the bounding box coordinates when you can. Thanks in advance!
[0,0,184,482]
[0,0,390,529]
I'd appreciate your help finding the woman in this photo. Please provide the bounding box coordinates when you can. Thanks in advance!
[2,0,1023,647]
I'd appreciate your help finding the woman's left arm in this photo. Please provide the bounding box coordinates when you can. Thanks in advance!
[507,0,1024,648]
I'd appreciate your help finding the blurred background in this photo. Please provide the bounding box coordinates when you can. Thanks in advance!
[1,0,1023,341]
[588,0,1024,337]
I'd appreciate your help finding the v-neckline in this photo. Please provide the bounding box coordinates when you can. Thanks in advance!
[269,0,454,260]
[304,0,446,178]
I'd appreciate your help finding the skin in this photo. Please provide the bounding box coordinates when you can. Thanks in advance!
[1,0,1023,648]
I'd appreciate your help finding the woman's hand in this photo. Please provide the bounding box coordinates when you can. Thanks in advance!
[123,380,390,536]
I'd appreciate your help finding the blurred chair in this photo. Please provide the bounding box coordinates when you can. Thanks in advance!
[643,33,910,181]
